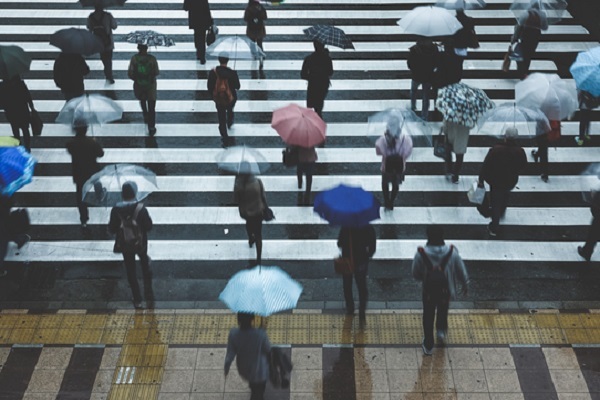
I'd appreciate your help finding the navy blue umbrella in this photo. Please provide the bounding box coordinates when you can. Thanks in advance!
[314,184,380,227]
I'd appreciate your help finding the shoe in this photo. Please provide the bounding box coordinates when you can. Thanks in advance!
[436,330,447,345]
[221,138,228,148]
[249,235,255,248]
[578,246,592,262]
[531,150,539,163]
[451,174,459,184]
[541,174,549,183]
[149,127,157,136]
[133,301,143,309]
[487,223,497,237]
[227,120,234,129]
[200,58,206,65]
[575,136,585,146]
[0,270,8,278]
[359,313,366,328]
[81,222,87,229]
[445,173,453,182]
[108,78,115,84]
[345,305,354,315]
[16,234,31,249]
[298,180,302,189]
[422,340,433,356]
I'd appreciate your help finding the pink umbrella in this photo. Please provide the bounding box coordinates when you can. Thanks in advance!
[271,104,327,148]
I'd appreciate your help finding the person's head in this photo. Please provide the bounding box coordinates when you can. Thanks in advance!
[504,126,518,140]
[385,116,401,139]
[137,44,148,54]
[237,312,254,329]
[73,124,88,137]
[94,5,103,13]
[426,225,445,246]
[121,181,138,202]
[313,39,325,52]
[218,52,229,65]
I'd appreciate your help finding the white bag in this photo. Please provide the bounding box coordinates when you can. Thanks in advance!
[467,181,485,205]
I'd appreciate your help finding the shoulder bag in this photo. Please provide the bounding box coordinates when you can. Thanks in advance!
[433,129,450,160]
[334,231,354,275]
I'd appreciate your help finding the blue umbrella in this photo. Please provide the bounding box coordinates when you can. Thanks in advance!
[313,184,380,227]
[0,146,36,196]
[570,47,600,97]
[219,265,303,317]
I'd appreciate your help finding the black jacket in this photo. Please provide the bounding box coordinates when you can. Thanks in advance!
[0,78,33,126]
[301,49,333,86]
[407,42,439,83]
[433,49,463,89]
[53,53,90,93]
[207,65,241,100]
[183,0,213,30]
[479,140,527,190]
[337,225,376,267]
[66,136,104,184]
[453,11,476,49]
[108,202,153,250]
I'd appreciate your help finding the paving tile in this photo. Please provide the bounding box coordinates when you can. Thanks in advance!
[448,348,483,370]
[480,348,515,370]
[488,395,524,400]
[356,394,391,400]
[25,368,65,393]
[291,347,322,370]
[160,369,194,393]
[165,347,198,370]
[419,369,456,393]
[543,348,581,369]
[224,369,248,393]
[355,369,389,393]
[456,394,491,400]
[92,369,114,393]
[452,369,488,393]
[389,394,424,400]
[385,348,419,370]
[158,394,192,400]
[484,369,521,393]
[0,347,10,369]
[556,394,592,400]
[195,348,226,369]
[22,394,59,400]
[549,369,591,393]
[290,369,323,393]
[419,394,458,399]
[191,369,225,393]
[355,347,387,370]
[417,350,451,370]
[387,368,421,393]
[188,394,224,400]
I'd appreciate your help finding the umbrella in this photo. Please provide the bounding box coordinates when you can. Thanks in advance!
[79,0,126,7]
[271,104,327,148]
[206,35,265,60]
[0,137,20,147]
[436,83,495,128]
[82,164,157,206]
[314,184,380,227]
[216,146,270,175]
[510,0,566,27]
[219,265,303,317]
[303,25,354,50]
[436,0,486,9]
[396,6,462,37]
[515,73,578,121]
[50,28,104,56]
[477,102,550,136]
[0,146,36,196]
[570,47,600,97]
[367,108,432,147]
[580,163,600,204]
[0,45,31,79]
[126,31,175,47]
[55,94,123,127]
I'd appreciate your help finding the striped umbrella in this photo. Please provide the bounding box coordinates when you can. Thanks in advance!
[219,265,303,317]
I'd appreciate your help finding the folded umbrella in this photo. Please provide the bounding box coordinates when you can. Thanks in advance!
[206,35,265,60]
[126,30,175,47]
[367,108,432,146]
[436,0,486,9]
[219,265,303,317]
[397,6,462,37]
[50,28,104,56]
[0,146,36,196]
[515,73,578,121]
[216,145,270,175]
[0,45,31,79]
[303,25,354,50]
[477,102,550,136]
[79,0,127,7]
[55,94,123,127]
[82,164,157,206]
[436,83,494,128]
[570,47,600,97]
[314,184,380,228]
[271,104,327,148]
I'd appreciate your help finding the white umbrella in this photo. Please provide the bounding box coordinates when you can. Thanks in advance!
[515,73,578,121]
[206,35,266,60]
[216,145,270,175]
[436,0,486,10]
[55,94,123,127]
[396,6,462,37]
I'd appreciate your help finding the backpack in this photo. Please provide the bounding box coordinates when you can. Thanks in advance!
[212,68,234,106]
[114,203,144,253]
[418,245,454,295]
[90,12,110,47]
[384,136,405,174]
[135,56,153,87]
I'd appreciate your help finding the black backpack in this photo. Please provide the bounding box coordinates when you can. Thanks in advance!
[113,203,144,253]
[419,246,454,294]
[90,12,110,47]
[384,136,405,175]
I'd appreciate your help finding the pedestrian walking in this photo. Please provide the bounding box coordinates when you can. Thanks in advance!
[224,312,272,400]
[478,127,527,236]
[578,191,600,262]
[453,8,479,57]
[337,224,376,325]
[301,40,333,119]
[87,6,117,83]
[531,119,559,182]
[207,54,240,147]
[128,44,159,136]
[0,75,35,152]
[66,124,105,228]
[442,118,470,184]
[407,38,439,121]
[0,195,30,278]
[296,145,317,202]
[375,118,413,210]
[433,42,464,91]
[576,89,600,146]
[108,182,154,309]
[234,164,268,265]
[183,0,213,64]
[53,52,90,101]
[412,225,469,356]
[244,0,267,69]
[511,3,548,79]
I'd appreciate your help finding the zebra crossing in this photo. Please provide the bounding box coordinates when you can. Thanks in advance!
[1,0,600,307]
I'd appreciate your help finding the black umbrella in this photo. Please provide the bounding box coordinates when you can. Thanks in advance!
[79,0,126,7]
[303,25,354,50]
[50,28,104,56]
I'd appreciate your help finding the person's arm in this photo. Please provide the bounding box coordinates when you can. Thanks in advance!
[300,57,309,81]
[233,71,241,91]
[207,69,215,93]
[139,207,153,232]
[110,13,117,30]
[259,180,268,208]
[95,141,104,158]
[327,55,333,78]
[453,251,470,295]
[511,23,521,44]
[411,252,424,281]
[153,57,160,78]
[128,57,135,81]
[261,5,267,20]
[86,15,92,31]
[478,150,490,187]
[23,83,34,110]
[108,208,119,234]
[224,331,236,376]
[243,6,251,23]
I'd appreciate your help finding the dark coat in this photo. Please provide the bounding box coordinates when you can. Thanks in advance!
[183,0,213,30]
[244,2,267,41]
[337,225,376,268]
[512,9,548,56]
[53,53,90,94]
[479,140,527,190]
[207,65,241,100]
[301,48,333,87]
[108,202,153,250]
[66,136,104,184]
[433,49,463,89]
[1,78,33,128]
[407,41,439,83]
[453,11,476,49]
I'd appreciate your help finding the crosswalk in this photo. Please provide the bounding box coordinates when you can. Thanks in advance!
[1,0,599,307]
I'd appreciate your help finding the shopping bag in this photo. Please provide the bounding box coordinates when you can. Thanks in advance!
[206,24,218,46]
[433,132,450,160]
[467,181,485,205]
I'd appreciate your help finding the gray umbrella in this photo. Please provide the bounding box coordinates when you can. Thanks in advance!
[50,28,104,56]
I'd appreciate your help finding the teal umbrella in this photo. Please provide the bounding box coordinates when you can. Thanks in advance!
[0,45,31,79]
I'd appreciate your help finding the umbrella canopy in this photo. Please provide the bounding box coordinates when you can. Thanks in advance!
[436,83,495,128]
[50,28,104,56]
[0,146,36,196]
[216,146,270,175]
[0,137,20,147]
[126,30,175,47]
[570,47,600,97]
[0,45,31,79]
[303,25,354,50]
[55,94,123,127]
[396,6,462,37]
[314,184,380,228]
[82,164,157,206]
[219,265,303,317]
[510,0,566,27]
[580,163,600,204]
[206,35,266,60]
[515,73,578,121]
[436,0,486,9]
[79,0,126,7]
[477,102,550,136]
[367,108,432,147]
[271,104,327,148]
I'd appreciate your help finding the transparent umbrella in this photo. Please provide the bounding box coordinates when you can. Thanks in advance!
[436,0,486,10]
[55,94,123,128]
[216,146,270,175]
[367,108,432,146]
[82,164,158,206]
[206,35,266,60]
[580,163,600,204]
[477,102,550,137]
[515,73,578,121]
[510,0,566,27]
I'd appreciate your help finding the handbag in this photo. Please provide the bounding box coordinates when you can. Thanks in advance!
[334,232,354,275]
[467,181,485,205]
[282,146,299,168]
[206,24,218,46]
[8,208,30,235]
[433,130,450,160]
[263,207,275,222]
[30,108,43,136]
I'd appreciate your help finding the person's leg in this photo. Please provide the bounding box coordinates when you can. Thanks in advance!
[343,273,354,313]
[123,252,142,305]
[249,381,267,400]
[489,186,501,231]
[296,164,304,189]
[148,100,156,130]
[20,126,31,152]
[194,29,207,62]
[410,80,420,112]
[248,216,263,264]
[390,174,399,204]
[435,293,450,338]
[75,182,88,225]
[304,162,314,195]
[381,173,391,209]
[216,104,228,141]
[581,217,600,258]
[226,99,236,129]
[453,153,464,181]
[537,135,549,178]
[445,152,454,179]
[354,267,368,317]
[579,109,591,141]
[138,250,154,304]
[100,50,113,81]
[10,123,20,140]
[422,294,436,351]
[140,100,149,123]
[422,82,431,121]
[497,189,511,220]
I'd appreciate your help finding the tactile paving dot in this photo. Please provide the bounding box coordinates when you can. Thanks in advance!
[558,314,583,329]
[266,315,288,330]
[494,329,519,344]
[468,315,493,329]
[379,329,402,344]
[197,315,220,329]
[83,314,108,329]
[169,329,195,344]
[581,314,600,329]
[538,328,567,344]
[38,315,64,329]
[563,329,590,344]
[194,329,219,345]
[289,315,310,329]
[516,329,541,344]
[287,329,310,344]
[106,315,132,329]
[447,328,471,344]
[77,329,104,344]
[491,315,515,329]
[534,314,560,328]
[173,315,198,329]
[398,315,421,329]
[471,329,496,344]
[448,315,469,329]
[512,315,538,329]
[54,329,80,344]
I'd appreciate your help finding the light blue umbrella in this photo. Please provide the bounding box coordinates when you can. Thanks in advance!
[219,265,303,317]
[570,47,600,97]
[0,146,36,196]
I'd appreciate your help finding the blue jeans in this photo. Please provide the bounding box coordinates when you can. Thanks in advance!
[410,80,432,121]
